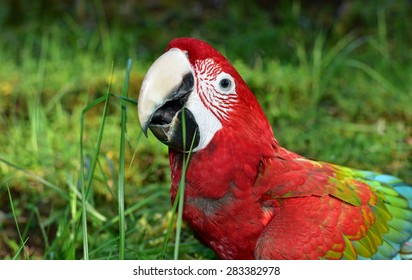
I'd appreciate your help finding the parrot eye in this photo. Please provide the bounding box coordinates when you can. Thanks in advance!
[219,79,231,89]
[217,74,234,93]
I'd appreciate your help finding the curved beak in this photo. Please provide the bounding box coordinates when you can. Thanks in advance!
[138,48,199,151]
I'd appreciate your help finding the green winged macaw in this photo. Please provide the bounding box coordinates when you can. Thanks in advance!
[137,37,412,259]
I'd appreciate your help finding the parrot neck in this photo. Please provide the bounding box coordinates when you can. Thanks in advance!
[168,109,289,201]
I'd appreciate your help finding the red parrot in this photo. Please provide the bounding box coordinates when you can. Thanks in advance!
[137,37,412,259]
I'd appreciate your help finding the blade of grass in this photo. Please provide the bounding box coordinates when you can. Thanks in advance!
[161,186,181,259]
[118,58,132,259]
[377,9,389,61]
[93,0,112,64]
[174,166,185,260]
[96,192,163,234]
[0,156,67,199]
[68,174,77,259]
[173,107,187,260]
[7,185,30,259]
[113,95,138,106]
[346,59,399,94]
[161,112,198,259]
[33,207,51,257]
[174,108,198,260]
[174,131,197,260]
[12,238,30,260]
[79,94,109,260]
[79,63,114,260]
[128,131,144,171]
[66,180,107,222]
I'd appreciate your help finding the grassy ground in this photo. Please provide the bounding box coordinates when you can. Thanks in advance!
[0,1,411,259]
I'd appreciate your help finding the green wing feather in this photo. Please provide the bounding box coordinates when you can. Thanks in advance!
[332,166,412,259]
[358,171,412,259]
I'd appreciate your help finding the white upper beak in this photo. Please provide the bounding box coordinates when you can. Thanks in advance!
[138,48,192,135]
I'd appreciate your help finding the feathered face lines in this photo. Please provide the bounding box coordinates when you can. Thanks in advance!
[194,58,238,122]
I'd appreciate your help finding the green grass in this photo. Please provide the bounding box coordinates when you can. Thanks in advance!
[0,3,411,260]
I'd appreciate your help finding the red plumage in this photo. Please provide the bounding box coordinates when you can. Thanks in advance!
[139,38,412,259]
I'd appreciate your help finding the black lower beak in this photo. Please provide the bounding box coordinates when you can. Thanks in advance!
[147,73,200,152]
[149,108,199,152]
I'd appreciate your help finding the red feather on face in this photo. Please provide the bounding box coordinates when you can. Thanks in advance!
[138,37,412,259]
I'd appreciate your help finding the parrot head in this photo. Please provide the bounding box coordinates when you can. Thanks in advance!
[138,37,275,154]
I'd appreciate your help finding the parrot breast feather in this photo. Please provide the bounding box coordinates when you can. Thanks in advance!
[254,157,412,259]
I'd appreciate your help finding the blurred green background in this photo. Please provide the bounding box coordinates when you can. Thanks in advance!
[0,0,411,259]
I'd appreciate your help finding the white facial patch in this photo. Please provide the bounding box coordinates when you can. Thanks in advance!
[184,59,238,152]
[185,91,222,152]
